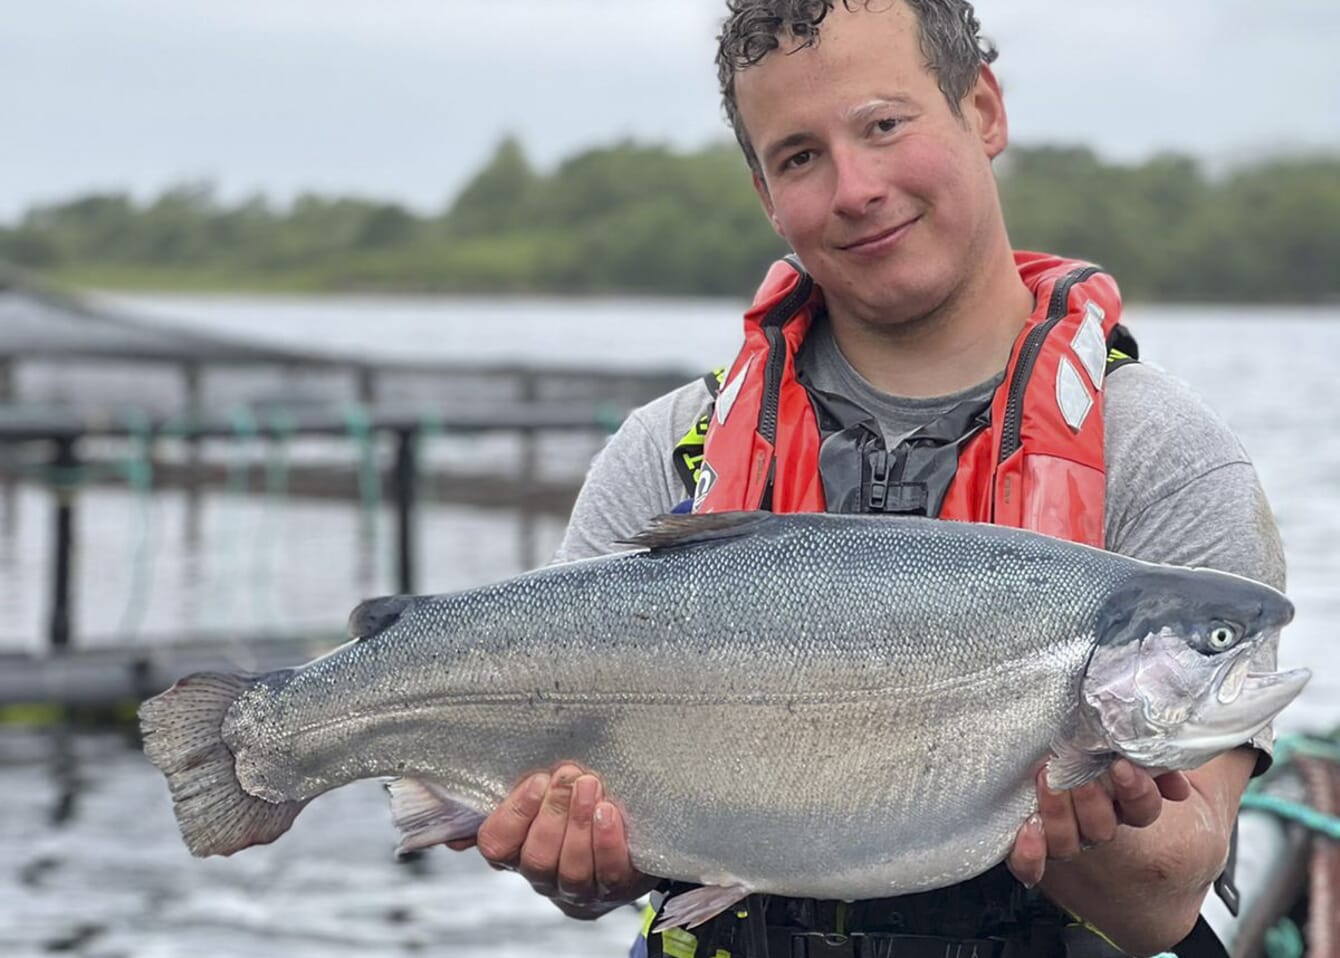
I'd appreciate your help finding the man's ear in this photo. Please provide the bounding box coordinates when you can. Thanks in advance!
[971,65,1009,159]
[752,172,786,239]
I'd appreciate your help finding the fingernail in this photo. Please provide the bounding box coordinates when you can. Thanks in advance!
[528,773,550,801]
[1026,813,1043,834]
[593,801,611,828]
[1112,760,1135,787]
[1039,767,1061,796]
[575,776,597,808]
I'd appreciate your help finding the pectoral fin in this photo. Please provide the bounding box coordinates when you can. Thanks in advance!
[1046,742,1113,792]
[384,777,487,858]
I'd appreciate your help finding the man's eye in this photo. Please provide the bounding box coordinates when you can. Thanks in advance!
[782,150,814,171]
[874,118,901,134]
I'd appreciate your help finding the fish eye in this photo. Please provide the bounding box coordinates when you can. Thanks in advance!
[1207,623,1242,651]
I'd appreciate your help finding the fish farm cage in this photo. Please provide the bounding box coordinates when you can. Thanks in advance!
[0,263,688,703]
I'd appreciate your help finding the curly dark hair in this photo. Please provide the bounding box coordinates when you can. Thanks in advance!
[716,0,999,178]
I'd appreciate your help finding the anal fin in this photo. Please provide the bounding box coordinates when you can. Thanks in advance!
[652,883,752,932]
[385,777,487,858]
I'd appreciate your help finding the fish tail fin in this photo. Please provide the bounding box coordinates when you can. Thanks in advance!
[139,670,307,858]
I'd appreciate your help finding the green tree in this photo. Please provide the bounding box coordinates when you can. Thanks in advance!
[446,135,536,238]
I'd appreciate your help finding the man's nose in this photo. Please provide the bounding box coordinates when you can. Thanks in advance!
[831,146,886,218]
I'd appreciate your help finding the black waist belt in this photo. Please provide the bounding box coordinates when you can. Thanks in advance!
[766,930,1019,958]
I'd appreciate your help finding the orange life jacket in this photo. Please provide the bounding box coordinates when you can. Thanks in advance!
[691,251,1127,548]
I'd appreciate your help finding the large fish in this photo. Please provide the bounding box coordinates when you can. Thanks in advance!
[140,512,1308,928]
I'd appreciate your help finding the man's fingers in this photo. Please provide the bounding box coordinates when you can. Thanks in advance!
[556,774,603,901]
[1006,814,1046,888]
[1109,759,1164,828]
[475,771,550,866]
[518,764,583,890]
[1154,770,1193,802]
[1070,781,1118,846]
[1037,767,1082,860]
[592,799,639,896]
[446,837,477,852]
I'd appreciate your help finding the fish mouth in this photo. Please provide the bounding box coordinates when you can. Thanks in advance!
[1175,663,1311,753]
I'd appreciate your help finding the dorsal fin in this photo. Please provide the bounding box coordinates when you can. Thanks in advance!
[347,595,416,640]
[619,511,774,551]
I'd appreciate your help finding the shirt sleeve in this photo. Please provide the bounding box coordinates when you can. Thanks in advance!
[553,380,712,563]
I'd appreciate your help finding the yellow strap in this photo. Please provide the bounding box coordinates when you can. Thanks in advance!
[661,926,700,958]
[1066,913,1123,951]
[640,903,731,958]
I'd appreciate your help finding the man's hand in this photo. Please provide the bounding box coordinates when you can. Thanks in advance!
[448,763,658,918]
[1007,758,1193,888]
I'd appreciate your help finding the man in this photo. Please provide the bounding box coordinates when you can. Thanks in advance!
[449,2,1285,955]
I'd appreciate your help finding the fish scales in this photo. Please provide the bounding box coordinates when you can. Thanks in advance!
[141,511,1307,910]
[218,516,1120,897]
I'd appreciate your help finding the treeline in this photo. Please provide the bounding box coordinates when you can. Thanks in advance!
[2,137,1336,301]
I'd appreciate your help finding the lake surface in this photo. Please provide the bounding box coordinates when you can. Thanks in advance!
[2,294,1337,957]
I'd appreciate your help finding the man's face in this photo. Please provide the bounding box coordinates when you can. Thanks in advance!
[735,2,1008,329]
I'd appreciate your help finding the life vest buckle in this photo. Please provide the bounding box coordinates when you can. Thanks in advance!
[865,450,928,515]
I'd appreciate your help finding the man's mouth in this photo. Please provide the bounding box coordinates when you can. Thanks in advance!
[837,216,921,254]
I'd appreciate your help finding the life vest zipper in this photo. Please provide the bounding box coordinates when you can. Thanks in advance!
[758,267,814,449]
[998,265,1102,463]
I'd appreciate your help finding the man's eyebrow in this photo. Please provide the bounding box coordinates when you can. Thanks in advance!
[843,95,917,122]
[761,132,815,167]
[760,96,918,166]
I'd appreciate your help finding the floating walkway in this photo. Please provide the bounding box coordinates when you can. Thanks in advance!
[0,635,340,710]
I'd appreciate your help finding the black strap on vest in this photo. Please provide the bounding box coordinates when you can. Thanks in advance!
[645,867,1100,958]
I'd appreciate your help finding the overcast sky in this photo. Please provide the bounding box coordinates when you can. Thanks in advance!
[3,0,1336,219]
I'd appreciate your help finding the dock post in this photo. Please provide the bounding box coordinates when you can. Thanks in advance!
[49,438,79,653]
[393,428,417,595]
[0,358,13,404]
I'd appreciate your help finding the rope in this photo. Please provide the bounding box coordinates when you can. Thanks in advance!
[209,406,259,627]
[252,411,294,628]
[343,402,383,585]
[1264,917,1305,958]
[1241,730,1340,838]
[114,408,157,639]
[416,409,444,509]
[1271,731,1340,768]
[595,400,626,435]
[1240,792,1340,840]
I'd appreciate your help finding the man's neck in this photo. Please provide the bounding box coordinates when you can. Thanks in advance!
[826,258,1035,399]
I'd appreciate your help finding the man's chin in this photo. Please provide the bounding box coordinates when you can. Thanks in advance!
[825,276,948,332]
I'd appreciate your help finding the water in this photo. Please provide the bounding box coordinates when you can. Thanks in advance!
[2,295,1337,957]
